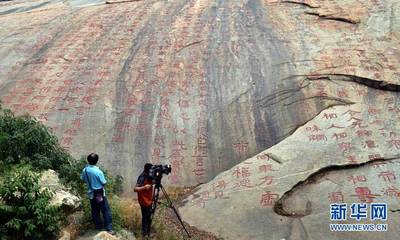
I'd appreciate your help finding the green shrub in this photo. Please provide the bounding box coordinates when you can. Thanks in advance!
[0,105,123,196]
[110,175,124,196]
[0,104,125,237]
[0,108,70,170]
[0,166,62,240]
[58,157,88,196]
[0,105,84,193]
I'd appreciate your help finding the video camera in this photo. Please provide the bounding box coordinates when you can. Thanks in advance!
[147,163,191,237]
[149,164,171,184]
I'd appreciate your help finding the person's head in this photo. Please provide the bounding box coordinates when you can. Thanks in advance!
[144,163,153,174]
[87,153,99,165]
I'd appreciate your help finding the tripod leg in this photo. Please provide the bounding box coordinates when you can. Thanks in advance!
[160,185,191,238]
[151,186,160,214]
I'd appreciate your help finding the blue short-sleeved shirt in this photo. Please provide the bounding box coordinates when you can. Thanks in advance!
[81,165,107,199]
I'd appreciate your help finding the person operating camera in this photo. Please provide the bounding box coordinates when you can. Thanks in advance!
[134,163,154,237]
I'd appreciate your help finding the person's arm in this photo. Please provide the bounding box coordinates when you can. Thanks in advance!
[98,170,107,186]
[80,168,86,182]
[134,175,152,192]
[134,184,152,192]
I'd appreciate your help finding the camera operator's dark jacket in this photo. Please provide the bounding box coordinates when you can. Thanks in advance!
[136,172,153,207]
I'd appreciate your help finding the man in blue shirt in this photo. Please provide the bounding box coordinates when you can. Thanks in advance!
[81,153,114,234]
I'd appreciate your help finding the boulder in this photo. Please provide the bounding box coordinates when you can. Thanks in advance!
[180,102,400,239]
[40,169,81,211]
[93,232,118,240]
[66,211,86,226]
[58,230,71,240]
[76,230,136,240]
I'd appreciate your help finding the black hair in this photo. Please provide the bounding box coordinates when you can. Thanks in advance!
[87,153,99,165]
[144,163,153,173]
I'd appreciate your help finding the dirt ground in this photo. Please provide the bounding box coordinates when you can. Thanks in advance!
[144,186,220,240]
[117,186,220,240]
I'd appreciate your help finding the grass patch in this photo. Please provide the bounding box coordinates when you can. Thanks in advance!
[114,187,191,240]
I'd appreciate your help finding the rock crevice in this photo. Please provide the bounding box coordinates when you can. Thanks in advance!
[274,156,400,217]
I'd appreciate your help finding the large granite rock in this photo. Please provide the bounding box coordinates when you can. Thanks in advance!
[1,0,399,238]
[0,0,360,192]
[180,101,400,239]
[177,1,400,239]
[40,169,81,211]
[76,230,136,240]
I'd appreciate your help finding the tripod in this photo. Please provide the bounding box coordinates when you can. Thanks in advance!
[151,182,191,238]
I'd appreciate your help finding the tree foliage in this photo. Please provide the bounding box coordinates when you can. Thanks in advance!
[0,106,88,195]
[0,108,71,170]
[0,105,124,238]
[0,105,123,193]
[0,167,62,239]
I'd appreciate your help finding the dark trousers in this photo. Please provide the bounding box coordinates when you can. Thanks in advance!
[90,196,113,231]
[140,205,152,236]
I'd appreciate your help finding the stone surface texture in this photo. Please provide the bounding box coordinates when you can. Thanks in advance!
[178,1,400,239]
[1,0,400,239]
[40,169,81,210]
[76,230,136,240]
[58,230,71,240]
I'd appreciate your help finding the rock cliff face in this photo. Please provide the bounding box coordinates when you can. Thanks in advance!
[177,0,400,239]
[0,0,340,191]
[1,0,399,238]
